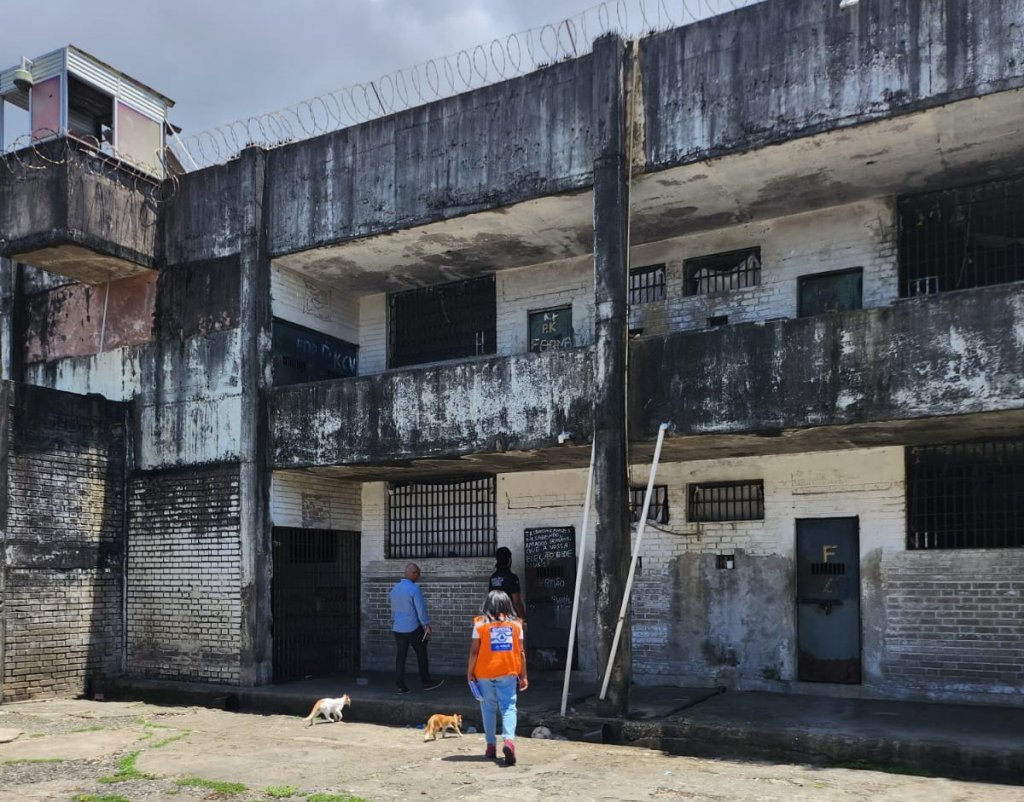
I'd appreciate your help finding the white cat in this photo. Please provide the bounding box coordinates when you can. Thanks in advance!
[301,694,352,726]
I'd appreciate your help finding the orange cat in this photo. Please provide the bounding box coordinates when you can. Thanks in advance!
[301,694,351,726]
[423,713,463,741]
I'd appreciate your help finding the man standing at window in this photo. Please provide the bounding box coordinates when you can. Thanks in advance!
[391,563,445,694]
[488,547,527,623]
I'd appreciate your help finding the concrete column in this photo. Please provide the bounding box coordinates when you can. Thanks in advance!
[0,258,12,382]
[237,147,273,685]
[591,33,632,716]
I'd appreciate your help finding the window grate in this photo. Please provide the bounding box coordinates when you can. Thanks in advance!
[387,475,497,558]
[898,175,1024,298]
[906,439,1024,550]
[684,248,761,296]
[389,276,496,368]
[689,480,764,522]
[628,264,666,305]
[630,485,669,524]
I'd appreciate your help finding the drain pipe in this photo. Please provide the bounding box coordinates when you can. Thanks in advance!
[600,421,669,701]
[560,438,596,717]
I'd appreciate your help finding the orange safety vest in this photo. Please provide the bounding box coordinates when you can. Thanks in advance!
[472,615,524,680]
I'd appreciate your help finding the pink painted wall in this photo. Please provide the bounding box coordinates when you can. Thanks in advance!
[24,272,157,364]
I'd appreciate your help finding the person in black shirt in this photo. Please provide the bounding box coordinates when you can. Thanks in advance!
[488,547,527,623]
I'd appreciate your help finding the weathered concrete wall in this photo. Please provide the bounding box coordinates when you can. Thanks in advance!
[641,0,1024,169]
[126,465,242,683]
[630,282,1024,438]
[266,56,595,257]
[0,143,158,277]
[0,382,127,701]
[161,160,242,267]
[270,348,594,468]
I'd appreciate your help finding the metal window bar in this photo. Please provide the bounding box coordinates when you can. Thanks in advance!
[906,439,1024,550]
[684,248,761,297]
[388,276,497,368]
[628,264,667,305]
[688,480,765,522]
[630,485,669,524]
[386,475,497,558]
[898,174,1024,298]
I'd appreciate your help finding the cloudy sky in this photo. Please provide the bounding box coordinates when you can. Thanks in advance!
[2,0,738,147]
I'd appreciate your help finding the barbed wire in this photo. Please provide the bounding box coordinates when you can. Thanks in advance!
[174,0,761,169]
[0,133,177,214]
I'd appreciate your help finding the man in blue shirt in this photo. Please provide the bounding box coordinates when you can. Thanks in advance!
[390,563,444,694]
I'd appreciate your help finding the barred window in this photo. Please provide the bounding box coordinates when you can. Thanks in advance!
[628,264,666,305]
[906,439,1024,550]
[684,248,761,296]
[630,485,669,524]
[387,476,496,558]
[688,480,764,522]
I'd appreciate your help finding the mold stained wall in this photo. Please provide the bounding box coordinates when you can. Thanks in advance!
[22,268,157,401]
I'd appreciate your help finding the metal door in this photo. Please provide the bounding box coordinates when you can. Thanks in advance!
[523,527,578,671]
[272,528,360,683]
[796,517,861,683]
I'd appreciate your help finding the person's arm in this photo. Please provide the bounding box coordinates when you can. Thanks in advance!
[413,585,432,637]
[467,639,481,682]
[517,623,528,691]
[510,591,527,623]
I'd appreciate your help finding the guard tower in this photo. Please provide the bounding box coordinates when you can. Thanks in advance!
[0,45,174,178]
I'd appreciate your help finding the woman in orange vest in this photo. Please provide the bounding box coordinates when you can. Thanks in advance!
[467,589,528,765]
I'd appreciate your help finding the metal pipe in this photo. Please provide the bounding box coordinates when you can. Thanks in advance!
[560,438,597,717]
[600,421,669,700]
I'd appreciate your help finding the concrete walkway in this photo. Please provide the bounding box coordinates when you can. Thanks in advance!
[105,672,1024,785]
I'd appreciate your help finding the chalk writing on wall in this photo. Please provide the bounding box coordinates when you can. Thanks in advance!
[528,306,573,353]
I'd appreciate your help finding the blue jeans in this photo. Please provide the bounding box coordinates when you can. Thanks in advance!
[478,674,518,745]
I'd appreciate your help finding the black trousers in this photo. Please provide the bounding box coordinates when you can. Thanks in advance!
[394,627,431,689]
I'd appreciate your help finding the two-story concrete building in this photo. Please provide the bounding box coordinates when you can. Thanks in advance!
[1,0,1021,709]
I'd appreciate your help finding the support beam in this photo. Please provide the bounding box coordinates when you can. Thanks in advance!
[237,147,273,685]
[591,33,631,717]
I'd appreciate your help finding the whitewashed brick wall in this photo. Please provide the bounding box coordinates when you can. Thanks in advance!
[358,294,388,375]
[628,198,898,335]
[270,470,361,530]
[496,257,595,354]
[271,264,359,343]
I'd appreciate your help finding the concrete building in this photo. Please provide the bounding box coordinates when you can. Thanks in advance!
[0,0,1022,708]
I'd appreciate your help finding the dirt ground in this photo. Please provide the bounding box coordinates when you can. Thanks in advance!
[1,698,1021,802]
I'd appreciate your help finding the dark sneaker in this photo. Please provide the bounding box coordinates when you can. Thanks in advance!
[396,686,411,695]
[485,743,497,759]
[423,679,445,691]
[502,739,516,766]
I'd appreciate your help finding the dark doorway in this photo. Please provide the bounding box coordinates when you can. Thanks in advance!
[796,517,861,683]
[523,527,578,671]
[798,268,863,317]
[272,528,361,682]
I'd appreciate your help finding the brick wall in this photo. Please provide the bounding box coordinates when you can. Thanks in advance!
[880,550,1024,701]
[628,198,897,336]
[1,382,127,701]
[126,465,243,683]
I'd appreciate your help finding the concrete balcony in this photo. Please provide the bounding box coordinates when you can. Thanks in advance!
[0,139,158,282]
[270,347,595,476]
[629,282,1024,461]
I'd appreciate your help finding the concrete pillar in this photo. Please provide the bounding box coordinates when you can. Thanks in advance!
[0,258,11,382]
[591,33,632,716]
[237,147,273,685]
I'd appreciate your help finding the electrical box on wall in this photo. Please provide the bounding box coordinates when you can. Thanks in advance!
[0,45,176,178]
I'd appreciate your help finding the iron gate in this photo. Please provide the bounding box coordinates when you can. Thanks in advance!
[272,528,360,683]
[796,517,861,684]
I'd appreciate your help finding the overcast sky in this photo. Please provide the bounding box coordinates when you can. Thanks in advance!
[2,0,738,145]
